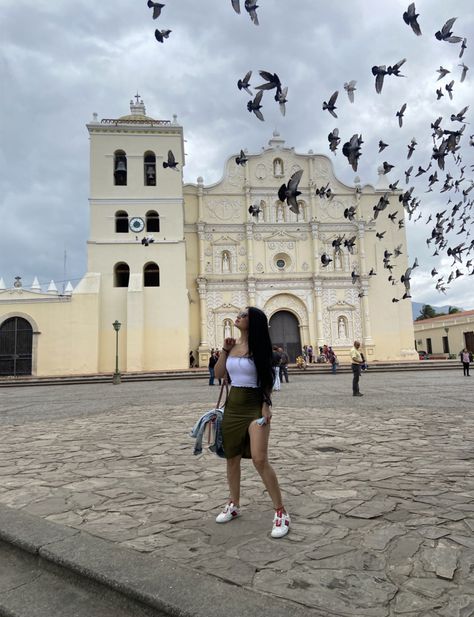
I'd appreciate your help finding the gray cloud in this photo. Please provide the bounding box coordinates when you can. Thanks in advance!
[0,0,473,308]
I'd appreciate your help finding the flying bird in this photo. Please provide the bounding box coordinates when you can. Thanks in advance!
[237,71,252,95]
[278,169,304,214]
[407,138,417,159]
[321,253,333,267]
[235,150,248,166]
[231,0,240,13]
[379,140,389,152]
[403,3,422,36]
[459,38,467,58]
[396,103,407,127]
[387,58,407,77]
[328,128,341,154]
[163,150,178,170]
[255,71,281,94]
[277,87,288,116]
[322,91,339,118]
[147,1,165,19]
[451,106,469,123]
[248,202,263,218]
[445,80,454,100]
[405,166,413,184]
[244,0,259,25]
[247,91,264,121]
[342,134,363,171]
[344,81,357,103]
[435,17,462,43]
[382,161,395,174]
[436,66,451,80]
[436,87,444,100]
[154,29,171,43]
[459,63,469,82]
[372,65,388,93]
[376,231,386,240]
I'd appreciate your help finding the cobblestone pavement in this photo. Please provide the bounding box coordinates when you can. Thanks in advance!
[1,371,474,616]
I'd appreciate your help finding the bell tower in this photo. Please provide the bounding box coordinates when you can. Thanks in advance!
[85,96,189,371]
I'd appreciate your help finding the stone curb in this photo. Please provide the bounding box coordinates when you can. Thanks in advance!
[0,505,325,617]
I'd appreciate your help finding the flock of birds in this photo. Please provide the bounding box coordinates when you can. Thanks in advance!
[144,1,473,303]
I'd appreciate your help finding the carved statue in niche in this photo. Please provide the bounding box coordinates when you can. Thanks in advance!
[224,319,232,339]
[222,251,230,273]
[338,317,347,339]
[273,158,283,176]
[276,203,284,222]
[334,250,343,270]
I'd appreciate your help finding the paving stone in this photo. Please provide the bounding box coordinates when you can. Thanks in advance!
[421,541,460,580]
[404,577,454,599]
[393,590,444,613]
[363,524,406,550]
[436,594,474,617]
[346,498,398,519]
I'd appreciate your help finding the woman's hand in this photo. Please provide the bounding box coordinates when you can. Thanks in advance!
[223,337,236,352]
[261,403,272,424]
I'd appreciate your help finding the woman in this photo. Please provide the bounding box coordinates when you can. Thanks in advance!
[460,348,472,376]
[213,307,290,538]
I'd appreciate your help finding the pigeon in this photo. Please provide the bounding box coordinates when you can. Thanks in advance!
[247,90,264,121]
[344,80,357,103]
[459,38,467,58]
[154,29,171,42]
[451,106,469,123]
[369,268,376,276]
[321,253,333,267]
[405,166,413,184]
[342,134,363,171]
[379,140,389,152]
[392,297,400,303]
[407,138,417,159]
[389,180,400,191]
[147,1,165,19]
[387,58,407,77]
[248,202,262,218]
[459,63,469,82]
[231,0,240,13]
[322,91,339,118]
[400,258,419,297]
[141,235,155,247]
[277,87,288,116]
[394,244,403,257]
[255,71,281,94]
[351,270,360,285]
[383,161,395,174]
[237,70,252,95]
[332,235,344,252]
[435,17,462,43]
[235,150,248,166]
[373,193,390,219]
[244,0,259,25]
[415,163,431,176]
[328,128,341,154]
[431,268,438,277]
[396,103,407,128]
[344,205,357,221]
[403,3,422,36]
[436,87,444,100]
[344,235,357,254]
[376,231,386,240]
[278,169,304,214]
[315,182,333,199]
[388,211,398,222]
[372,65,388,93]
[163,150,178,170]
[436,66,451,80]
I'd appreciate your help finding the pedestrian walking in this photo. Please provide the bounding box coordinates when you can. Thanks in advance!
[307,345,314,364]
[189,351,196,368]
[272,345,282,390]
[278,347,289,383]
[213,307,290,538]
[460,348,473,376]
[208,351,218,385]
[350,340,364,396]
[328,347,337,374]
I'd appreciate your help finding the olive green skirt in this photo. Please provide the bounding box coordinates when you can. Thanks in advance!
[222,387,263,459]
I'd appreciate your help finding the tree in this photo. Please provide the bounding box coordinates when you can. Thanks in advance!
[448,306,461,314]
[416,304,436,320]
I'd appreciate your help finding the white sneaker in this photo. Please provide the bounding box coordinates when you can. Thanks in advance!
[271,509,290,538]
[215,502,241,523]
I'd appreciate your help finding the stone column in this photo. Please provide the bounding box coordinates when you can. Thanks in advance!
[197,223,206,277]
[245,222,254,277]
[247,277,256,306]
[360,281,373,344]
[357,221,367,276]
[197,277,210,365]
[197,177,204,220]
[310,221,320,276]
[313,277,324,347]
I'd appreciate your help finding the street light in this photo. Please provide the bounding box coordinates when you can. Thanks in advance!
[112,320,121,384]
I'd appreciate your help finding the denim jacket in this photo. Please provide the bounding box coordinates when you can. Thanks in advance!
[190,408,225,458]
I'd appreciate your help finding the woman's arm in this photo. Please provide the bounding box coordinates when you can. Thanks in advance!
[214,337,236,379]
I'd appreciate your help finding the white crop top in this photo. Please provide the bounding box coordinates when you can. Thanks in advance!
[226,355,259,388]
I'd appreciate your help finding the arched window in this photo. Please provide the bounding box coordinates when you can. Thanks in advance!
[115,210,129,233]
[273,158,284,177]
[114,262,130,287]
[144,262,160,287]
[144,151,156,186]
[146,210,160,232]
[114,150,127,186]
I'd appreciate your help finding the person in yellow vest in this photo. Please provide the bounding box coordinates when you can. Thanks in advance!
[350,340,364,397]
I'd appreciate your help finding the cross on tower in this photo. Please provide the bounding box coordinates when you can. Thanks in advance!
[134,92,141,104]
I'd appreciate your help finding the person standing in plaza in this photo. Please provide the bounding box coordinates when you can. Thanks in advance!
[307,344,314,364]
[272,345,282,391]
[213,307,290,538]
[350,340,364,396]
[278,347,289,384]
[208,351,217,385]
[460,348,473,376]
[328,346,337,374]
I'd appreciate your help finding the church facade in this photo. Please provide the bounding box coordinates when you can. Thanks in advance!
[0,98,417,377]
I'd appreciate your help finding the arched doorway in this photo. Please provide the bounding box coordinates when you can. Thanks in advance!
[269,311,301,362]
[0,317,33,376]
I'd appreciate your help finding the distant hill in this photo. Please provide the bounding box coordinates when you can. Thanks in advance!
[412,302,462,320]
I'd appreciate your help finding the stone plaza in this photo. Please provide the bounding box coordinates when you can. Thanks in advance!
[0,368,474,616]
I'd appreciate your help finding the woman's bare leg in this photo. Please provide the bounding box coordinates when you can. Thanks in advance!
[248,422,284,510]
[226,455,242,505]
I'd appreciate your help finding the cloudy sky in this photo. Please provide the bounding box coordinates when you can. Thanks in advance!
[1,0,473,309]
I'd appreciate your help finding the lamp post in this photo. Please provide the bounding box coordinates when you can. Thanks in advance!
[112,320,121,384]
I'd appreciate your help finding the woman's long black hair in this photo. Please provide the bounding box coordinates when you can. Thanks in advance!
[247,306,275,395]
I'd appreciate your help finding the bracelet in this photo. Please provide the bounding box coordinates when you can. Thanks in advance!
[263,395,272,406]
[221,348,230,353]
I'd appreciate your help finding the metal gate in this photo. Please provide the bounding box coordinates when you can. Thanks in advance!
[0,317,33,376]
[269,311,301,362]
[465,331,474,352]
